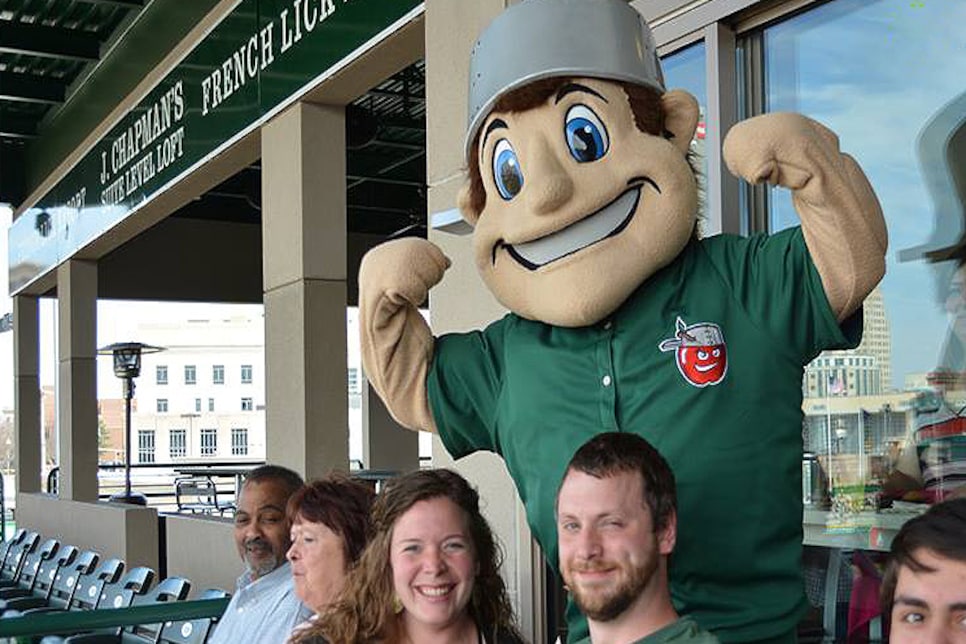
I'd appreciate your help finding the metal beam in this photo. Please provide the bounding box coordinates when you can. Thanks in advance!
[74,0,145,7]
[0,71,66,104]
[0,22,101,61]
[0,111,37,138]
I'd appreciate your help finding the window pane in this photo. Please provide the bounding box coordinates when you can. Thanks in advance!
[200,429,217,457]
[761,1,966,510]
[169,429,186,459]
[185,365,196,385]
[213,365,224,385]
[241,365,253,384]
[137,430,155,464]
[156,365,168,385]
[231,428,248,456]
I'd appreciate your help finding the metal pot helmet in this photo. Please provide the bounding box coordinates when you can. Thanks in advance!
[464,0,666,165]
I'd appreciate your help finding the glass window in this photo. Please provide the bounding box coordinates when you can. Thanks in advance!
[195,398,202,413]
[200,429,217,457]
[758,0,966,528]
[231,428,249,456]
[208,398,215,412]
[662,42,710,232]
[169,429,186,459]
[213,364,224,385]
[241,397,253,412]
[137,430,155,464]
[184,365,196,385]
[156,398,168,413]
[156,365,168,385]
[348,367,360,394]
[241,364,253,384]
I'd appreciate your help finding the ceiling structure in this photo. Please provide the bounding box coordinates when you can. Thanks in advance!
[0,0,428,239]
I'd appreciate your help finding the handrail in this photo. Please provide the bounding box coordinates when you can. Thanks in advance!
[0,596,230,637]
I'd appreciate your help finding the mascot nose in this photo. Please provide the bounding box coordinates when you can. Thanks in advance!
[525,138,574,215]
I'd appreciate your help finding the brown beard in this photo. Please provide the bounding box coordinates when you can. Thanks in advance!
[566,553,659,622]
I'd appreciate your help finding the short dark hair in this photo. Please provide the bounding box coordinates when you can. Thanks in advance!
[286,473,375,564]
[560,432,677,533]
[880,498,966,611]
[244,464,304,500]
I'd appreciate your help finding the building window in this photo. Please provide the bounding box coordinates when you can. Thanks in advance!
[241,397,253,411]
[200,429,217,456]
[156,398,168,413]
[156,365,168,385]
[137,430,155,464]
[241,364,253,384]
[169,429,186,459]
[213,365,225,385]
[185,365,196,385]
[348,368,360,394]
[195,398,202,413]
[231,428,249,456]
[208,398,215,412]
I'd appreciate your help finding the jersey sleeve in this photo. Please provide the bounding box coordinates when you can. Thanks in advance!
[702,227,862,363]
[427,318,508,458]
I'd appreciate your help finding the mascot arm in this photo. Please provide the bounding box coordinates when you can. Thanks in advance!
[358,238,450,433]
[723,113,888,321]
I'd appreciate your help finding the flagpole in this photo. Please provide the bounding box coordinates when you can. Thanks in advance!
[826,372,835,497]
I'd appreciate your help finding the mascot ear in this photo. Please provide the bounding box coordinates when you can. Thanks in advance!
[457,179,481,226]
[662,89,700,155]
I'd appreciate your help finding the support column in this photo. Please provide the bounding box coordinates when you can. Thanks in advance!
[703,22,740,235]
[425,0,543,641]
[361,381,418,473]
[57,260,99,502]
[14,296,42,494]
[262,102,349,479]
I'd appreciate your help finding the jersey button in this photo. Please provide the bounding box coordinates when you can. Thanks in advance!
[602,375,612,387]
[603,320,613,330]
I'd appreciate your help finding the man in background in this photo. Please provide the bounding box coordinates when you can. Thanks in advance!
[208,464,311,644]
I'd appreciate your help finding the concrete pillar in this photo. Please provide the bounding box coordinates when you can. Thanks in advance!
[13,295,42,494]
[425,0,546,641]
[361,381,418,473]
[56,260,99,502]
[262,101,349,479]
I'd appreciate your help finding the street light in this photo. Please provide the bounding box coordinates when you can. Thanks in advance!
[98,341,164,505]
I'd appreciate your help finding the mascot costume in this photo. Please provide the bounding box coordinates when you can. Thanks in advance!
[358,0,887,641]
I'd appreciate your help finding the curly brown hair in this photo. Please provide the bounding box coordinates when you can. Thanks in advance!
[314,469,522,644]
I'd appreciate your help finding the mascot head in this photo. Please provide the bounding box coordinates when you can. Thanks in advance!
[457,0,701,327]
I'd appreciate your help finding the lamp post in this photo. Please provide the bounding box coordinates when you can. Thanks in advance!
[98,341,164,505]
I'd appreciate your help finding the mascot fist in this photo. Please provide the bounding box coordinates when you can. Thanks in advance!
[359,237,451,312]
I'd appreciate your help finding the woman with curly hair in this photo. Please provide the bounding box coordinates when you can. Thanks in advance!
[286,473,376,644]
[316,468,526,644]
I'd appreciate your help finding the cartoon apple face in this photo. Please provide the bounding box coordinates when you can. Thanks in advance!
[677,343,727,387]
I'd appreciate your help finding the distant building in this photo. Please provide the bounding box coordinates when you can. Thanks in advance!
[803,287,892,398]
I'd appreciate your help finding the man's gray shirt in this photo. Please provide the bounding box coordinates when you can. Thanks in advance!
[208,562,311,644]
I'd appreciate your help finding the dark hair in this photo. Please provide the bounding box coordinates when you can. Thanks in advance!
[465,77,666,217]
[244,464,304,500]
[287,474,375,565]
[880,498,966,611]
[318,469,522,643]
[560,432,677,533]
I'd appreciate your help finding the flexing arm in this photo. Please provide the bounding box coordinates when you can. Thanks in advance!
[723,113,888,320]
[358,238,450,432]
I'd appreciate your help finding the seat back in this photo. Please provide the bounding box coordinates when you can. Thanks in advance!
[0,529,26,569]
[158,589,230,644]
[48,550,98,610]
[6,537,58,594]
[0,531,38,584]
[70,557,124,612]
[33,543,77,601]
[99,566,155,610]
[125,577,192,642]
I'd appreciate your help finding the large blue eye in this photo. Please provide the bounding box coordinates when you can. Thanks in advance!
[492,139,524,200]
[564,104,609,163]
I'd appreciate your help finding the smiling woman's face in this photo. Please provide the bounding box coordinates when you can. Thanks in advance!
[468,78,698,327]
[390,497,477,635]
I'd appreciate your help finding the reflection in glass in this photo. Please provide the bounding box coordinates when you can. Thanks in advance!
[662,43,709,232]
[762,0,966,521]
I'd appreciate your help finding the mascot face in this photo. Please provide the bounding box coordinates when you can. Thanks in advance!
[462,78,700,327]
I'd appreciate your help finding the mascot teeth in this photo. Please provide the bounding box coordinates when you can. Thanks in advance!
[508,187,640,268]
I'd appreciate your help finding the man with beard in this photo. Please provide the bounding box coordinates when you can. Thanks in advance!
[556,433,718,644]
[208,465,311,644]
